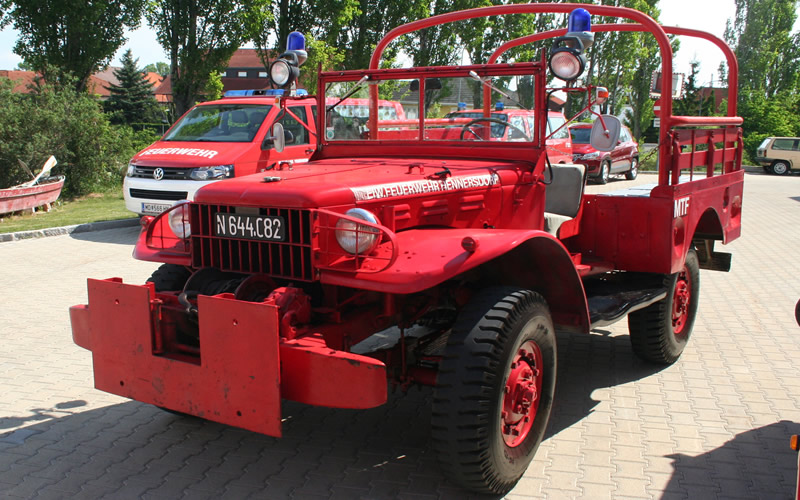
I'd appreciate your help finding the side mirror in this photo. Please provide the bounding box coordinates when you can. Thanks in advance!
[262,122,285,152]
[590,115,621,152]
[284,129,296,145]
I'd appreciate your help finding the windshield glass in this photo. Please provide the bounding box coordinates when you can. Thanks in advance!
[322,67,542,145]
[444,112,509,139]
[569,127,591,144]
[164,104,272,142]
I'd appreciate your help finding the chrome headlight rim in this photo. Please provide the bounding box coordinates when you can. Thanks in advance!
[335,208,381,255]
[167,201,192,239]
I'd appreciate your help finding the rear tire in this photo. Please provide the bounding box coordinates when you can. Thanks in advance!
[147,264,191,292]
[432,287,556,495]
[597,160,610,184]
[628,249,700,364]
[771,160,790,175]
[625,157,639,180]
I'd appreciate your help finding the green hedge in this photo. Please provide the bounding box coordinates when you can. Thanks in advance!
[0,78,159,198]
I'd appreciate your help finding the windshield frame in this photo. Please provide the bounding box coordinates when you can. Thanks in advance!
[317,61,548,158]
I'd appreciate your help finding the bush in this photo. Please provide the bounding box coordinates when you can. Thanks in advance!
[0,78,155,197]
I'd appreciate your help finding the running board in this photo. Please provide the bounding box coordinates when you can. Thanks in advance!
[585,273,668,329]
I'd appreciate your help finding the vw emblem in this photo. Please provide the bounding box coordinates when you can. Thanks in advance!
[153,167,164,181]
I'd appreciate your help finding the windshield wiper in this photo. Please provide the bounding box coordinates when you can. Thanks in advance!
[326,75,370,114]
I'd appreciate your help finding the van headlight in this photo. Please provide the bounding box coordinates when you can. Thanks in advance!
[335,208,380,255]
[126,162,136,177]
[189,164,234,181]
[168,201,192,239]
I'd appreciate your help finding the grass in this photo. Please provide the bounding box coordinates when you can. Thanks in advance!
[0,189,134,234]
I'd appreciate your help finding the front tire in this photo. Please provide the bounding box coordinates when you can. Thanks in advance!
[625,157,639,180]
[432,288,556,495]
[147,264,192,292]
[628,249,700,364]
[771,160,790,175]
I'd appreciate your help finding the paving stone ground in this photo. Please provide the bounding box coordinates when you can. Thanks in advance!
[0,169,798,499]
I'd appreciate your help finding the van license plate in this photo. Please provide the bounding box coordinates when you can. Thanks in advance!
[141,203,171,214]
[214,213,286,241]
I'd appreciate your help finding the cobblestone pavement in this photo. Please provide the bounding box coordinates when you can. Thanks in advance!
[0,170,798,499]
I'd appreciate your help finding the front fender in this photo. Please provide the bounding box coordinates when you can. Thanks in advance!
[320,228,590,333]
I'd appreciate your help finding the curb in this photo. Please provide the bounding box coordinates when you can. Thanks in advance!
[0,218,140,243]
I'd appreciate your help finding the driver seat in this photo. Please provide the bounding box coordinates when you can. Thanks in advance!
[543,163,587,237]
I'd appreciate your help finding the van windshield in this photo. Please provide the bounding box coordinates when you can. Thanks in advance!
[164,104,272,142]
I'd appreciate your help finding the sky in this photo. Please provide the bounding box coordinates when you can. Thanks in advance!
[0,1,792,87]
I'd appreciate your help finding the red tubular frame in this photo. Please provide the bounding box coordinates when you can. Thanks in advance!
[367,4,742,188]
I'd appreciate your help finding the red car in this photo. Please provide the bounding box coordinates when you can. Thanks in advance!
[570,122,639,184]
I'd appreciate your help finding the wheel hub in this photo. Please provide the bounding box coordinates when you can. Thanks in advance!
[671,267,692,335]
[501,340,543,447]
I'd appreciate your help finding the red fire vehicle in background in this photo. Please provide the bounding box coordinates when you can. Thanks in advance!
[445,107,574,163]
[70,5,744,494]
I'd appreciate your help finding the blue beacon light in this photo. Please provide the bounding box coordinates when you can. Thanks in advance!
[567,8,591,33]
[287,31,306,52]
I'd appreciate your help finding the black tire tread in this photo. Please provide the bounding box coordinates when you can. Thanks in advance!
[432,287,552,494]
[147,264,191,292]
[628,249,699,364]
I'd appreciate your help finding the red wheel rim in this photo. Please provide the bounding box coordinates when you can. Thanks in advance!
[501,340,543,448]
[672,265,692,336]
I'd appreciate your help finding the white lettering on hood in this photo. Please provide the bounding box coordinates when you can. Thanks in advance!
[351,173,500,201]
[139,147,219,159]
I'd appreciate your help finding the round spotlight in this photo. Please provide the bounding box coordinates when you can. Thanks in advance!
[270,59,292,87]
[549,49,586,81]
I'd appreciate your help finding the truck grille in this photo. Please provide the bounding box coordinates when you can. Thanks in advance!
[190,204,314,281]
[129,188,189,201]
[131,166,191,180]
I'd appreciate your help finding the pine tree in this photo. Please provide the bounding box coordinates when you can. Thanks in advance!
[105,49,159,125]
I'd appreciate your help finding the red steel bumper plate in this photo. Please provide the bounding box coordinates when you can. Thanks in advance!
[87,278,282,436]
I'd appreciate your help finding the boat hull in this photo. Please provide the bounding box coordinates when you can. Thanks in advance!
[0,176,65,215]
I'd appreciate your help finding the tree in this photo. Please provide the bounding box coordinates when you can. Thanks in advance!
[143,62,171,77]
[673,60,715,117]
[724,0,800,98]
[302,37,345,95]
[105,50,160,125]
[0,77,158,197]
[6,0,144,92]
[722,0,800,161]
[146,0,271,116]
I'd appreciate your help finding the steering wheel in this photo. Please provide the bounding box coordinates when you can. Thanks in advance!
[460,117,531,142]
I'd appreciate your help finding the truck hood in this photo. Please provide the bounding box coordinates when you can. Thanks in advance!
[193,157,526,208]
[131,141,249,167]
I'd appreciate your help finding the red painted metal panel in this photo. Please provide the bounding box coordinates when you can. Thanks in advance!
[69,304,90,350]
[280,337,387,409]
[87,279,282,437]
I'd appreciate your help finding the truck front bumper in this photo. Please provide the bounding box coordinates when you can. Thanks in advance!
[70,278,387,437]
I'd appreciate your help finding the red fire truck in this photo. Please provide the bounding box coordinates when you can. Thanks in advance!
[70,4,744,494]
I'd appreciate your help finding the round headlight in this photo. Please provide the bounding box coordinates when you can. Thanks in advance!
[549,49,585,81]
[168,201,191,239]
[270,60,291,87]
[335,208,380,255]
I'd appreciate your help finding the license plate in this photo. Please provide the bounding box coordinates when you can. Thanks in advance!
[214,213,286,241]
[141,202,172,214]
